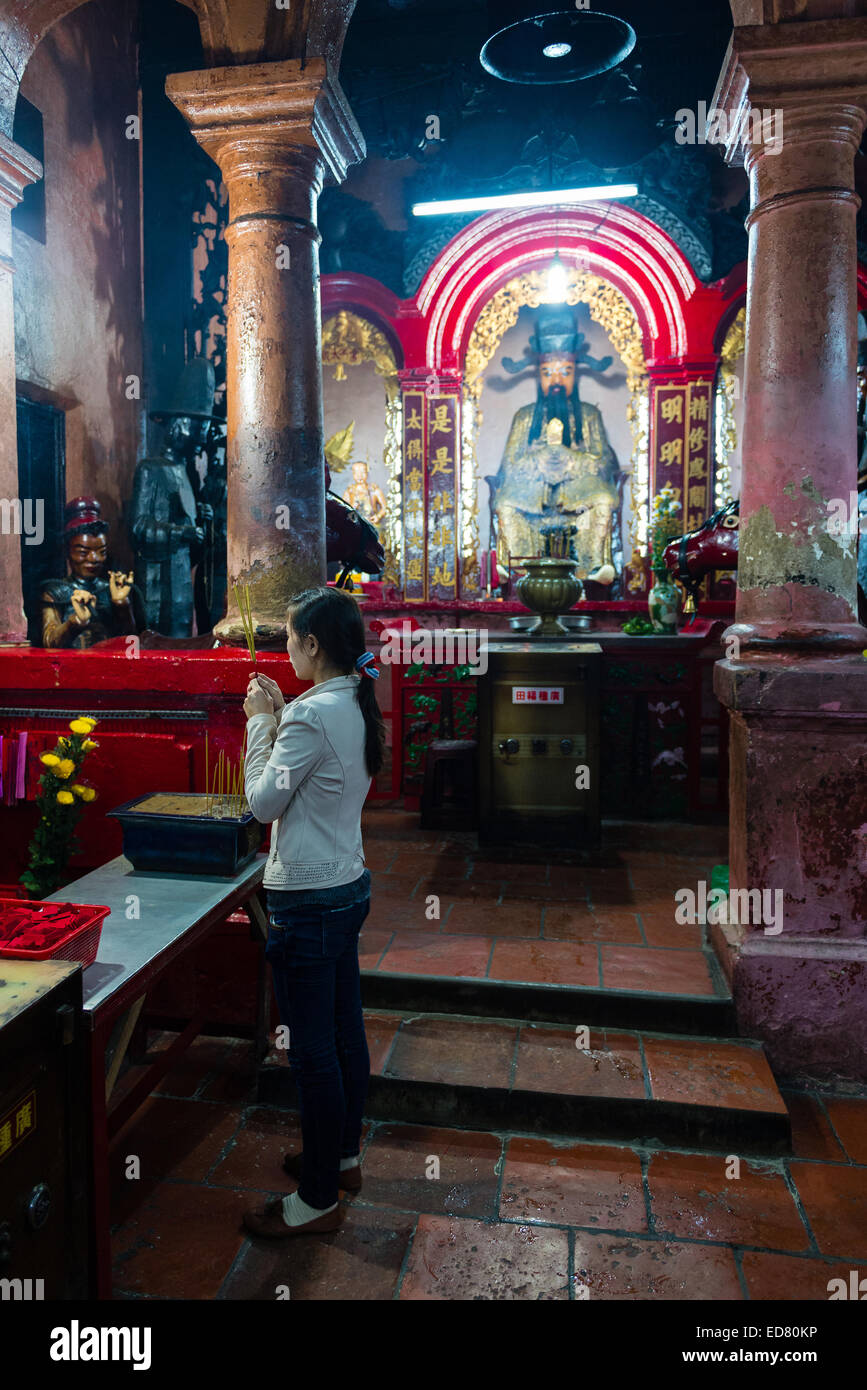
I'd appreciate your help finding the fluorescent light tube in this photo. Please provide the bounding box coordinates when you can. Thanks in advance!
[411,184,638,216]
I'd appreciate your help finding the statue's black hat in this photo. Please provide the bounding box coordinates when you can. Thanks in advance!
[530,306,579,357]
[502,306,579,375]
[150,356,216,423]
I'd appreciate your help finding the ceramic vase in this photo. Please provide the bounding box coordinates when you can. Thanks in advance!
[648,568,681,634]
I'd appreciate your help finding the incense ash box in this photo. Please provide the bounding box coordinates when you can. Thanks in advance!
[109,793,265,876]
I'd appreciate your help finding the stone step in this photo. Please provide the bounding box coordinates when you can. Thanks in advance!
[357,965,736,1036]
[258,1009,791,1156]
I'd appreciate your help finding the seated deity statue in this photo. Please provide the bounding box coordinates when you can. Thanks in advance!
[486,305,621,579]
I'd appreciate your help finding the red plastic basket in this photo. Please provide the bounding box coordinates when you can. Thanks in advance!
[0,899,110,969]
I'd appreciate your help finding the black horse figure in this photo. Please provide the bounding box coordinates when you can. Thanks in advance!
[663,495,867,625]
[324,459,385,588]
[662,499,739,620]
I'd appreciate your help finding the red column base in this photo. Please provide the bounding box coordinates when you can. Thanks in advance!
[724,620,867,653]
[715,653,867,1081]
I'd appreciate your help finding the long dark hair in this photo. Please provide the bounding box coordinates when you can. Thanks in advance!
[286,586,385,779]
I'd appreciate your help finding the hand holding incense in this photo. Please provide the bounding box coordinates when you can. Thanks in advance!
[235,581,270,702]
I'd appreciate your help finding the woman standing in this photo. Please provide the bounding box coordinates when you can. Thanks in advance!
[240,586,385,1238]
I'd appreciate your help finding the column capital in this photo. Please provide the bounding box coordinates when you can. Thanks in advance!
[0,132,42,273]
[166,57,365,189]
[0,132,43,212]
[712,16,867,167]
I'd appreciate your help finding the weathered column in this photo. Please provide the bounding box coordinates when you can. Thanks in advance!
[712,18,867,1081]
[167,59,364,643]
[718,20,867,650]
[0,133,42,645]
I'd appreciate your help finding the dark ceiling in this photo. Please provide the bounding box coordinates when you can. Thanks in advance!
[341,0,736,166]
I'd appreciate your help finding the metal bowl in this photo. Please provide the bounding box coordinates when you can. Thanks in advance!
[508,613,594,634]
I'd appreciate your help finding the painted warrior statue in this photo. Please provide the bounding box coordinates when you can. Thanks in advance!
[41,497,147,648]
[129,358,214,636]
[487,305,620,577]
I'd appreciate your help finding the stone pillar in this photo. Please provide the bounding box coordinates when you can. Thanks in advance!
[0,133,43,645]
[711,19,867,1081]
[716,20,867,650]
[167,59,364,644]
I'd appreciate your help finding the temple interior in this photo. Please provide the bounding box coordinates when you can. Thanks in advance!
[1,0,867,1317]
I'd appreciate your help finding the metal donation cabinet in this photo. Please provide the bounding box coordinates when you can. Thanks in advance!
[478,641,601,847]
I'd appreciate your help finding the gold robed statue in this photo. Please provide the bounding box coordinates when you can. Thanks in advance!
[325,421,387,525]
[486,305,620,581]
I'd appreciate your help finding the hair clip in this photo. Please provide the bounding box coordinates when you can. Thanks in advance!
[355,651,380,679]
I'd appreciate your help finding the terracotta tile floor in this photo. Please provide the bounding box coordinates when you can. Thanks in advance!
[358,831,728,997]
[363,1012,784,1116]
[108,1035,867,1300]
[104,818,866,1299]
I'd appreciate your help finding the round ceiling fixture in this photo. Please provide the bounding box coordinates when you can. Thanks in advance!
[480,9,636,85]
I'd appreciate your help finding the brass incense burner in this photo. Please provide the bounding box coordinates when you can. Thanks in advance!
[516,557,583,637]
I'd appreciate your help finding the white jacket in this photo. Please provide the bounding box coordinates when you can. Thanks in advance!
[244,673,371,890]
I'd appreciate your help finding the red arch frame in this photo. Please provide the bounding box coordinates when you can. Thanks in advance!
[322,211,867,374]
[416,204,701,370]
[322,203,732,372]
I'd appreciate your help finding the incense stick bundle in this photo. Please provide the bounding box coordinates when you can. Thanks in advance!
[237,727,247,818]
[201,734,250,820]
[233,582,257,665]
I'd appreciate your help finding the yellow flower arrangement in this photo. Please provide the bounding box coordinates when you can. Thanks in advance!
[69,717,97,734]
[23,714,100,897]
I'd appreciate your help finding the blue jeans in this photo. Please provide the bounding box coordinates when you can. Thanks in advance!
[264,896,371,1209]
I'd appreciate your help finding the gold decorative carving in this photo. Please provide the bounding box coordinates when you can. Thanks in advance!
[382,393,402,588]
[626,389,650,593]
[462,268,649,594]
[464,269,646,400]
[715,306,744,508]
[460,397,481,592]
[322,310,399,402]
[322,310,401,584]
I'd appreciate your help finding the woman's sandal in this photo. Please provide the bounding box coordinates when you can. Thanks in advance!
[282,1151,362,1193]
